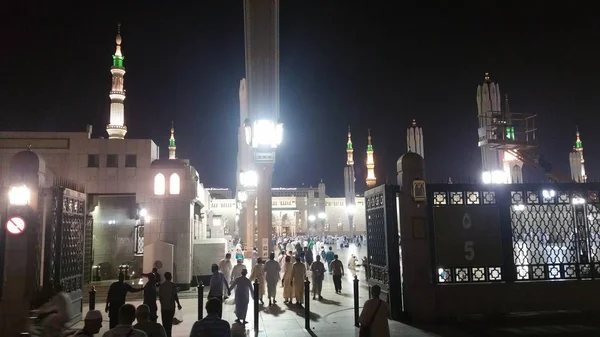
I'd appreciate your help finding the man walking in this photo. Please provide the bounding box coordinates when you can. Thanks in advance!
[208,264,230,318]
[218,253,233,299]
[158,272,182,337]
[105,273,143,329]
[229,269,254,324]
[264,252,281,306]
[325,247,335,274]
[310,255,325,300]
[292,257,307,306]
[330,254,344,294]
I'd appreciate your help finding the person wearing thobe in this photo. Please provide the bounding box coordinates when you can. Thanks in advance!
[264,252,281,306]
[250,257,266,305]
[229,269,254,324]
[282,255,294,303]
[251,248,258,268]
[310,255,325,300]
[325,247,335,274]
[277,251,286,286]
[348,254,358,277]
[359,285,390,337]
[207,264,230,318]
[219,253,233,299]
[305,246,314,266]
[231,259,245,283]
[291,257,307,305]
[285,241,294,254]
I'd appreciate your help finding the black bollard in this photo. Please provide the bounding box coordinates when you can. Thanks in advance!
[253,279,260,329]
[353,275,359,327]
[197,281,204,320]
[304,277,310,330]
[89,286,96,311]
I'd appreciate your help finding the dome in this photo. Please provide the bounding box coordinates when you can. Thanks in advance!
[10,150,43,173]
[397,152,423,173]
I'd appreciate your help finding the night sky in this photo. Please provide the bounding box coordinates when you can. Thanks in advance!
[2,3,599,196]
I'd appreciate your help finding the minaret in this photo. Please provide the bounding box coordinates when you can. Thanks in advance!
[407,119,424,158]
[346,126,354,166]
[106,23,128,139]
[569,127,587,183]
[477,73,504,183]
[344,127,356,231]
[366,129,377,188]
[168,122,177,159]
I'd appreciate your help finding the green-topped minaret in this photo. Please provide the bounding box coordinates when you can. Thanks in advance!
[346,126,354,166]
[569,126,587,183]
[169,122,177,159]
[106,23,128,139]
[366,129,376,188]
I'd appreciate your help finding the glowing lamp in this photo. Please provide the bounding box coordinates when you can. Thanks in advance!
[9,185,30,206]
[542,189,556,199]
[346,204,356,215]
[237,191,248,203]
[308,214,316,222]
[239,171,258,188]
[318,212,327,220]
[139,208,148,218]
[251,120,284,149]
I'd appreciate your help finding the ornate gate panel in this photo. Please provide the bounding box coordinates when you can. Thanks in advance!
[44,183,86,321]
[365,184,402,320]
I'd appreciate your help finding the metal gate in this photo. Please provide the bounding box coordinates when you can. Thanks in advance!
[44,182,86,321]
[428,183,600,284]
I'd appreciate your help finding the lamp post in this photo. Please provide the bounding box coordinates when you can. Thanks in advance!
[346,204,356,234]
[239,171,257,255]
[245,119,283,259]
[308,214,316,232]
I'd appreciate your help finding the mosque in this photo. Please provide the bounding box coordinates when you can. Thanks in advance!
[0,26,587,290]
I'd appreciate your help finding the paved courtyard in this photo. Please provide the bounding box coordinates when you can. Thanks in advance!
[74,244,436,336]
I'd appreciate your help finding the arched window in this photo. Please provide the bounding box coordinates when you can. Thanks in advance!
[170,173,180,195]
[154,173,165,195]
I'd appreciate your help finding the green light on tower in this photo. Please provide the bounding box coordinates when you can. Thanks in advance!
[113,55,124,68]
[506,126,515,140]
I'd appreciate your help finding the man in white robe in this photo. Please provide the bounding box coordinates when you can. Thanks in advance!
[229,269,254,324]
[292,257,307,305]
[219,253,233,299]
[264,252,281,306]
[231,259,245,284]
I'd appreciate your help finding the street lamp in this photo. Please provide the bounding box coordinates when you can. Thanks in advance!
[318,212,327,233]
[237,191,248,203]
[239,171,258,189]
[8,185,30,206]
[345,204,356,233]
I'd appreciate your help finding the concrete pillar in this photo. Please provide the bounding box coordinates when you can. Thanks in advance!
[256,164,274,259]
[244,196,256,257]
[396,152,435,321]
[1,151,46,336]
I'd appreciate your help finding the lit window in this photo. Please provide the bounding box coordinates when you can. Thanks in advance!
[154,173,165,195]
[170,173,180,195]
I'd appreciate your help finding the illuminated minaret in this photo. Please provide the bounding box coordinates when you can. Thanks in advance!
[406,119,424,158]
[366,129,376,188]
[346,126,354,166]
[477,73,504,183]
[344,127,356,231]
[106,23,127,139]
[569,127,587,183]
[168,122,177,159]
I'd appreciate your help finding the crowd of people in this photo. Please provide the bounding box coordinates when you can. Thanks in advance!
[29,233,391,336]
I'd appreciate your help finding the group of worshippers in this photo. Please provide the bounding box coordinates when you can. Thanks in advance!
[105,270,182,337]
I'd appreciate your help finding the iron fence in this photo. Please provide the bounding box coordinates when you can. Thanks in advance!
[428,183,600,284]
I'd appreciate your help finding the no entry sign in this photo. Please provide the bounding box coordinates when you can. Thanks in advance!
[6,216,26,235]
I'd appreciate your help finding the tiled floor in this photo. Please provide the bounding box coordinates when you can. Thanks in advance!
[74,245,436,336]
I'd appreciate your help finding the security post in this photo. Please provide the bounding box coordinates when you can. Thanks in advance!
[353,275,359,327]
[304,277,310,329]
[253,278,260,329]
[197,281,204,320]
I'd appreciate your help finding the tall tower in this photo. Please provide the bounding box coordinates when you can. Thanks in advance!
[477,73,504,183]
[344,127,356,232]
[569,127,587,183]
[366,129,377,188]
[406,119,424,158]
[106,23,128,139]
[168,122,177,160]
[239,0,280,257]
